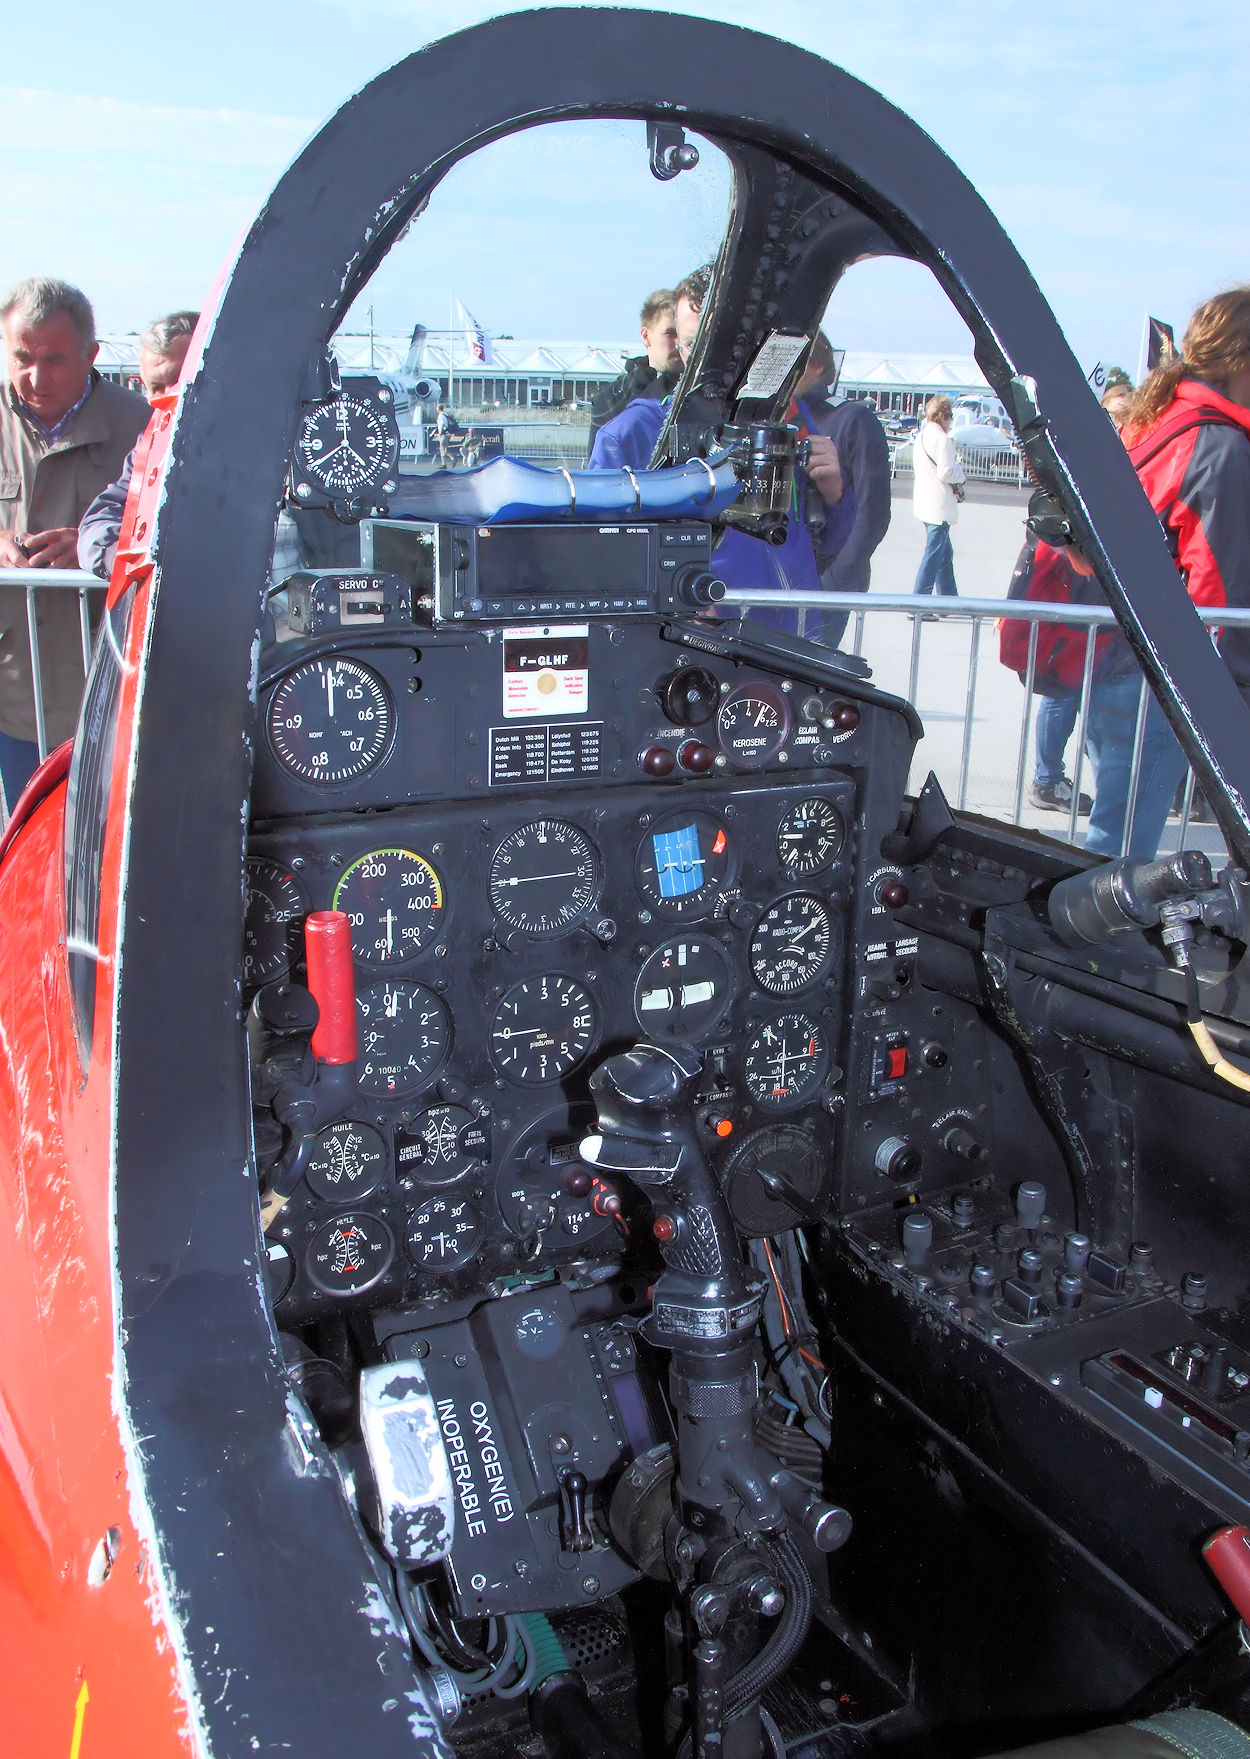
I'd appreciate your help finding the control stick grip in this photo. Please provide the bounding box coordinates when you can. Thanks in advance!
[1203,1525,1250,1625]
[305,911,357,1065]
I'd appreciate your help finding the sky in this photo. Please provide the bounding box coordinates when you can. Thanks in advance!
[2,0,1248,379]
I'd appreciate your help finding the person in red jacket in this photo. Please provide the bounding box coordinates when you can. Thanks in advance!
[1083,289,1250,858]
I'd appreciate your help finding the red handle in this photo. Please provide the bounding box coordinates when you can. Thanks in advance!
[1203,1525,1250,1624]
[304,911,357,1065]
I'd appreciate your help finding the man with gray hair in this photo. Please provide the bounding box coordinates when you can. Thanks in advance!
[78,310,200,583]
[0,275,148,808]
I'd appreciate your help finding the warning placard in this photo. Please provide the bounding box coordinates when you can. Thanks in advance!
[502,625,589,719]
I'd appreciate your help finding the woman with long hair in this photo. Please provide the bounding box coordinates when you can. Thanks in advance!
[1083,288,1250,857]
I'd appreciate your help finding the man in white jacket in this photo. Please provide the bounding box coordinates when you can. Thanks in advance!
[912,394,965,595]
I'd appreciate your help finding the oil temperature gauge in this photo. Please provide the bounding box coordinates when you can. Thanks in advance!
[406,1194,483,1272]
[305,1120,387,1202]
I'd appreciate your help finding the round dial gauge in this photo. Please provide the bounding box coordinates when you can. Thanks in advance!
[356,982,451,1097]
[776,797,845,877]
[304,1120,387,1203]
[634,935,734,1043]
[749,894,835,996]
[635,811,734,920]
[295,394,398,497]
[396,1105,490,1186]
[406,1194,483,1272]
[743,1013,829,1110]
[490,975,597,1087]
[488,820,602,939]
[243,857,306,987]
[333,848,445,965]
[268,656,393,786]
[305,1211,395,1295]
[716,682,792,769]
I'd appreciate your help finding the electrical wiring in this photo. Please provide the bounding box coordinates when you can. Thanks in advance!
[1183,965,1250,1093]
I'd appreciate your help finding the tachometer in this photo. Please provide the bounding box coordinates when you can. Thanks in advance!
[634,811,734,920]
[749,894,835,995]
[716,681,792,769]
[267,656,393,785]
[333,847,445,965]
[356,981,451,1096]
[243,857,306,987]
[305,1211,395,1295]
[488,820,602,939]
[776,797,845,876]
[743,1013,829,1110]
[489,975,597,1086]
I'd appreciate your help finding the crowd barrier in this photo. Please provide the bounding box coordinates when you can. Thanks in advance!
[3,573,1243,866]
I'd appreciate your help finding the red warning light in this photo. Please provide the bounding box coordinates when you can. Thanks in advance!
[712,828,728,854]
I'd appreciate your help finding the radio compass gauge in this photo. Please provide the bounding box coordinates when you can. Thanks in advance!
[490,975,597,1086]
[716,681,792,769]
[488,820,602,939]
[333,848,446,965]
[292,388,399,506]
[743,1013,829,1110]
[356,981,451,1097]
[243,857,306,987]
[749,894,835,995]
[304,1120,387,1203]
[634,811,734,920]
[305,1211,394,1295]
[776,797,845,877]
[406,1194,483,1272]
[268,655,393,785]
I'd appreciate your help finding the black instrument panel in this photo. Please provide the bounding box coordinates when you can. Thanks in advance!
[249,599,922,1322]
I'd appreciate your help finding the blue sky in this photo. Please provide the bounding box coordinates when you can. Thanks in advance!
[3,1,1247,378]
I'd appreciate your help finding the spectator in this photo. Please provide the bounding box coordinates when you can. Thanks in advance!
[587,289,682,452]
[912,394,965,596]
[0,276,148,809]
[1083,288,1250,858]
[1004,385,1129,814]
[78,311,199,582]
[793,330,891,646]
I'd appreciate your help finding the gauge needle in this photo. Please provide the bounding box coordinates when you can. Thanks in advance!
[784,917,820,945]
[326,667,337,718]
[384,909,395,956]
[501,870,579,885]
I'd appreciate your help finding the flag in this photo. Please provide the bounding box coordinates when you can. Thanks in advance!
[454,297,494,366]
[1087,361,1107,392]
[1137,315,1177,385]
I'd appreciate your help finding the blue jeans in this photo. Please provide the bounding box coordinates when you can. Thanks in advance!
[1084,673,1188,858]
[914,522,957,595]
[1034,690,1079,787]
[0,730,40,816]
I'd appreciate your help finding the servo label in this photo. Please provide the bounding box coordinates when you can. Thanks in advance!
[501,624,589,718]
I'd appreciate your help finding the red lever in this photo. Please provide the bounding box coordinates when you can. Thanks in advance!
[304,911,357,1065]
[1203,1526,1250,1624]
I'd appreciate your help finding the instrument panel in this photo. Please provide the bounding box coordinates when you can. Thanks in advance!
[248,573,920,1324]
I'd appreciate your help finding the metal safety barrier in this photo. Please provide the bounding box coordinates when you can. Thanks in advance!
[0,568,100,765]
[724,586,1250,861]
